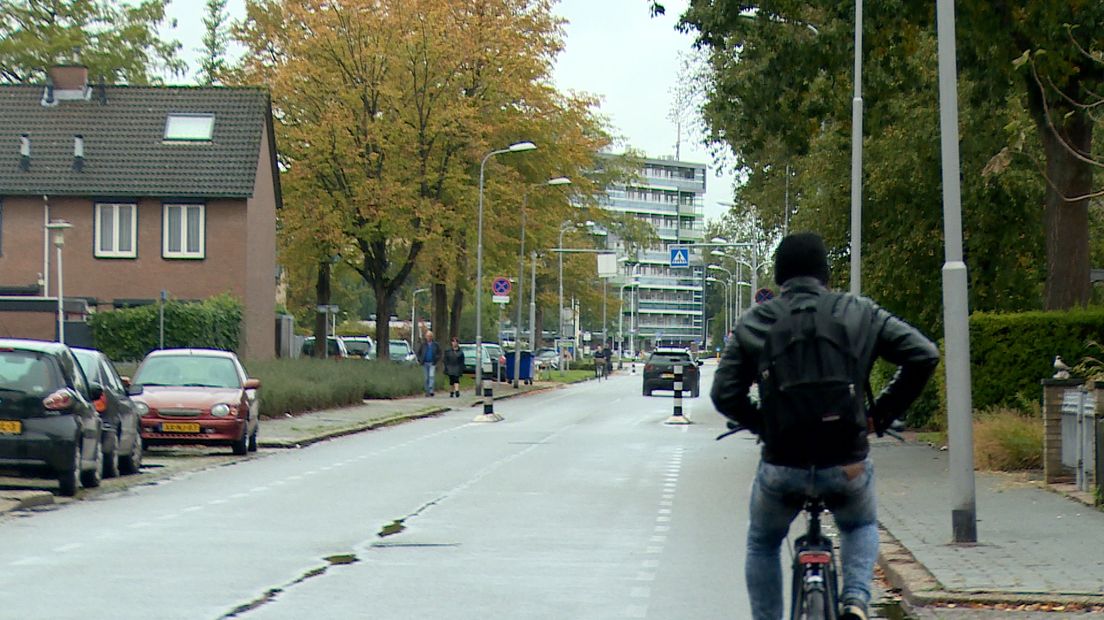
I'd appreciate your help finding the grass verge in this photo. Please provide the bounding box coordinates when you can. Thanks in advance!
[246,358,424,418]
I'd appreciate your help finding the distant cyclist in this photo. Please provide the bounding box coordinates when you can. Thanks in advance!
[711,232,939,620]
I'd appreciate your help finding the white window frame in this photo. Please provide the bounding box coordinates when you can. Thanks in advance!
[94,202,137,259]
[162,203,205,259]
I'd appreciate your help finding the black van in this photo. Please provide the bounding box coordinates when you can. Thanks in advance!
[0,339,105,496]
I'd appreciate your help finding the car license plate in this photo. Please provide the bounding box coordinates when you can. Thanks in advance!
[161,422,200,433]
[662,373,674,379]
[0,420,21,434]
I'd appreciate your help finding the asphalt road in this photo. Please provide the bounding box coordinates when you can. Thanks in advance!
[0,365,930,619]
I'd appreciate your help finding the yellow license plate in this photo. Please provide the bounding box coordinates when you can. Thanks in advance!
[161,422,201,433]
[0,420,21,434]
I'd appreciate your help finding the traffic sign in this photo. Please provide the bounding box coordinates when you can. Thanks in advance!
[754,287,775,303]
[491,277,512,295]
[492,295,509,304]
[669,246,689,268]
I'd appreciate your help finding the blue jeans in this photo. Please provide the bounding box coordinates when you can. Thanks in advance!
[423,362,436,394]
[746,458,878,620]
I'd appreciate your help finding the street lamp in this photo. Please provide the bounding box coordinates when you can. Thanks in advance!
[711,237,761,307]
[412,287,429,348]
[514,177,571,388]
[476,141,536,391]
[558,219,594,360]
[706,276,731,335]
[618,276,639,365]
[45,220,72,344]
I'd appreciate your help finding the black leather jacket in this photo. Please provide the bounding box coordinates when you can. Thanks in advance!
[710,277,940,467]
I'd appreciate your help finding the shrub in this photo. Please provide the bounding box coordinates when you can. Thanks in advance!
[973,406,1043,471]
[245,358,425,418]
[90,294,242,361]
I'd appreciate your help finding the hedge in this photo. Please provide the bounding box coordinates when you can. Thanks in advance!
[927,308,1104,426]
[247,358,427,417]
[89,294,242,362]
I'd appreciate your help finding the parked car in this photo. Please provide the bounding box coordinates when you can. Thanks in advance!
[459,343,493,374]
[130,349,261,455]
[534,348,560,371]
[72,348,143,477]
[482,343,505,380]
[300,336,349,359]
[388,339,416,363]
[342,336,374,359]
[0,339,105,496]
[642,348,703,397]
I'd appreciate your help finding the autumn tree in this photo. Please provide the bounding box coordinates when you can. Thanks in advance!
[236,0,613,355]
[0,0,183,84]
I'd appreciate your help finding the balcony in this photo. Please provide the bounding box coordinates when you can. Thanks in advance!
[604,197,703,217]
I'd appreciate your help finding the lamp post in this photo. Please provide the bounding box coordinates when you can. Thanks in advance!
[475,141,536,391]
[711,238,762,306]
[706,276,730,335]
[557,219,594,363]
[618,277,639,365]
[412,287,429,348]
[850,0,864,296]
[45,220,72,344]
[514,177,571,388]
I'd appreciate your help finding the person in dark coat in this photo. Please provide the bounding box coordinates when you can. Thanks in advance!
[442,337,465,398]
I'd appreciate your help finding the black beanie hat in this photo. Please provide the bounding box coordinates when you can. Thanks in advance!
[774,232,830,286]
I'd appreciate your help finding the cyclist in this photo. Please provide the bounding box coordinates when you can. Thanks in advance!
[594,342,611,379]
[711,232,939,620]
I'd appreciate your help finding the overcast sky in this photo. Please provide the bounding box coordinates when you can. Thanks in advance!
[161,0,734,222]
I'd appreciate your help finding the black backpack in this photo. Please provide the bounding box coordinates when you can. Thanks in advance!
[756,293,867,459]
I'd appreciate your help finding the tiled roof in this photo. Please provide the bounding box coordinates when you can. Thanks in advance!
[0,84,271,199]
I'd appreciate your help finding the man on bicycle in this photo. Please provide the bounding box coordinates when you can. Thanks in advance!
[711,232,939,620]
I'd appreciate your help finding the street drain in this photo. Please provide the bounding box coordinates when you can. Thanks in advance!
[378,519,406,537]
[220,553,359,618]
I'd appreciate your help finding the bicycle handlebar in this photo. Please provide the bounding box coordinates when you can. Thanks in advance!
[715,420,906,442]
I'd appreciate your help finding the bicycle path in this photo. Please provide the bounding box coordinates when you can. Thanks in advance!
[873,438,1104,612]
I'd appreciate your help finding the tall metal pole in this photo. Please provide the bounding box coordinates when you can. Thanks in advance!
[936,0,977,544]
[513,195,527,388]
[475,152,493,390]
[849,0,864,295]
[55,242,64,344]
[529,250,537,355]
[602,278,607,347]
[558,224,567,356]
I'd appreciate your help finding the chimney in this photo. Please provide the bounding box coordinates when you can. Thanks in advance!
[47,65,91,102]
[19,134,30,171]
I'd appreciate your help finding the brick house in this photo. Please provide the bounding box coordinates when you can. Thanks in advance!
[0,66,280,359]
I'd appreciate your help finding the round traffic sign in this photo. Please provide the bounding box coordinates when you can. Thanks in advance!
[754,287,775,303]
[492,277,512,295]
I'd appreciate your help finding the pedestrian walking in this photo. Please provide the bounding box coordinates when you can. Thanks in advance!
[415,330,441,397]
[711,232,940,620]
[443,337,465,398]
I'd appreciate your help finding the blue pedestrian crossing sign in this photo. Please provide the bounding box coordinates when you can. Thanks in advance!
[669,246,689,268]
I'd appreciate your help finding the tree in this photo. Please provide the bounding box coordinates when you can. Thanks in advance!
[197,0,230,85]
[235,0,612,357]
[0,0,183,84]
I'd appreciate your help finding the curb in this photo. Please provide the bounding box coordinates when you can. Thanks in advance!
[258,406,451,449]
[877,526,1104,610]
[0,491,54,513]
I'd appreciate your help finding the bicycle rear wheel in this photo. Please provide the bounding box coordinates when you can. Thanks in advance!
[800,588,829,620]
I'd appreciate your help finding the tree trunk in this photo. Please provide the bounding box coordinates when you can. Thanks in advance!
[449,284,464,342]
[1039,111,1093,310]
[374,282,394,363]
[432,282,449,344]
[312,261,331,358]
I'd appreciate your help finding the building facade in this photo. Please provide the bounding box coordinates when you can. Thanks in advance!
[602,156,706,352]
[0,66,281,359]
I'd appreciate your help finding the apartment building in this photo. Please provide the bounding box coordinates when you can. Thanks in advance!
[602,156,706,352]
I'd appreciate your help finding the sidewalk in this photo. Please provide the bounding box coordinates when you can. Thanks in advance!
[873,438,1104,610]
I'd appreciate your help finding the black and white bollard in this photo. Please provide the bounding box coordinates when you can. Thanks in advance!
[665,363,692,425]
[473,383,503,422]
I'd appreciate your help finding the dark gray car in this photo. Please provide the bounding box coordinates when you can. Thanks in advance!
[0,339,105,496]
[73,348,143,477]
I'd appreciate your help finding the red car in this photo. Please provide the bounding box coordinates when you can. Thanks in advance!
[130,349,260,455]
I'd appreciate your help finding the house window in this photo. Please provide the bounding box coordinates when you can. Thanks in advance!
[163,203,205,259]
[164,114,215,142]
[94,203,137,258]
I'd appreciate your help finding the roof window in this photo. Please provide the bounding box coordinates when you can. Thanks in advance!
[164,114,215,142]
